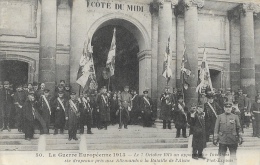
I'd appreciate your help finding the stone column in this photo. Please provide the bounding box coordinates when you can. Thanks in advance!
[255,13,260,91]
[183,0,204,107]
[157,0,177,95]
[171,3,177,89]
[39,0,57,93]
[228,10,241,91]
[240,3,259,98]
[149,2,159,100]
[69,0,88,93]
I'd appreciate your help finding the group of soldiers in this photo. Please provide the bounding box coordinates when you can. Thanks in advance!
[0,80,158,141]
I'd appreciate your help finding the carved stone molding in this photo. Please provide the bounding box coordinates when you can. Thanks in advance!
[240,3,260,16]
[184,0,204,10]
[158,0,178,8]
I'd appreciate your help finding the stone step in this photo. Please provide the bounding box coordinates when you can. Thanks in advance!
[46,144,79,150]
[0,145,38,151]
[0,139,39,145]
[85,143,188,150]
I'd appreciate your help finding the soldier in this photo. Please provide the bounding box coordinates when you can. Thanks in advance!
[190,104,206,160]
[250,96,260,138]
[13,85,27,132]
[118,86,132,129]
[213,101,243,165]
[110,92,119,125]
[139,90,153,127]
[96,86,110,130]
[32,82,39,92]
[130,90,139,125]
[160,86,175,129]
[78,91,93,134]
[66,92,80,141]
[53,91,68,134]
[38,89,52,134]
[175,95,188,138]
[204,92,223,142]
[1,81,14,131]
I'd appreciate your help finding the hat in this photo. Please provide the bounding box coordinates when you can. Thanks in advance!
[44,89,50,93]
[191,103,197,107]
[124,85,129,89]
[65,84,70,87]
[58,91,64,94]
[70,92,76,95]
[17,84,22,88]
[143,90,148,94]
[58,84,64,88]
[23,84,28,88]
[178,94,183,100]
[207,92,214,99]
[60,80,65,83]
[238,89,243,92]
[3,81,9,85]
[224,101,232,107]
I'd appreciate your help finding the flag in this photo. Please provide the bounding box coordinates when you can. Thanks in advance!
[106,28,116,77]
[76,39,98,90]
[181,46,192,90]
[196,48,213,93]
[162,36,172,84]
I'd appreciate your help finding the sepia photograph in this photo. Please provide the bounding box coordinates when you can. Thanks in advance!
[0,0,260,164]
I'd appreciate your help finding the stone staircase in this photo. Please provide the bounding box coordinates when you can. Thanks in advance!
[0,121,259,151]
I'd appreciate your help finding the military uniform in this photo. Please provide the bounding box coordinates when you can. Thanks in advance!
[53,92,69,134]
[160,89,175,129]
[139,90,153,127]
[78,95,93,134]
[66,94,80,140]
[13,86,27,132]
[96,89,110,129]
[1,81,14,131]
[250,99,260,137]
[214,109,242,165]
[237,90,250,129]
[204,94,223,142]
[118,87,132,129]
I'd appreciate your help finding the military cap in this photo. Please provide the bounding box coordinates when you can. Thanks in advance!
[124,85,129,89]
[224,101,232,107]
[70,91,76,95]
[206,92,214,99]
[4,81,9,85]
[44,89,50,93]
[60,80,65,83]
[143,90,148,94]
[23,84,28,88]
[65,84,70,87]
[58,84,64,88]
[238,89,243,92]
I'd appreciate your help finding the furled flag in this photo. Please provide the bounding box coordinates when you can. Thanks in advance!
[196,48,213,93]
[76,39,98,90]
[106,28,116,77]
[181,46,192,90]
[162,36,172,84]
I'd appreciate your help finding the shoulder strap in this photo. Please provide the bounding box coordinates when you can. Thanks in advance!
[143,97,150,106]
[57,97,66,112]
[69,100,78,113]
[207,102,217,117]
[42,95,51,115]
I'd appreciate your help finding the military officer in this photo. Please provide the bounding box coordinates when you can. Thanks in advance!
[139,90,153,127]
[213,101,243,165]
[96,86,110,130]
[204,92,223,142]
[1,81,14,131]
[13,85,27,132]
[38,89,52,134]
[53,91,69,134]
[78,91,93,134]
[160,86,175,129]
[66,92,80,141]
[250,96,260,138]
[118,86,132,129]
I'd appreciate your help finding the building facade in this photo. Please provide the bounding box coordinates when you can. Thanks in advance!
[0,0,260,106]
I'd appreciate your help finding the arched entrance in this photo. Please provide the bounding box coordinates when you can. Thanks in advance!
[0,60,28,88]
[87,15,151,94]
[92,25,139,91]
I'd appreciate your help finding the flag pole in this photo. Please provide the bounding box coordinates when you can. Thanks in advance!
[108,76,110,92]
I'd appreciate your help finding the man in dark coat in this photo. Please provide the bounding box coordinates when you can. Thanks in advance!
[110,92,119,125]
[160,86,175,129]
[38,89,52,134]
[175,95,189,138]
[66,92,80,140]
[78,91,93,134]
[35,83,45,102]
[13,85,27,132]
[1,81,14,131]
[190,104,206,159]
[204,92,223,142]
[139,90,153,127]
[251,96,260,138]
[53,91,69,134]
[130,90,139,125]
[96,86,110,130]
[118,86,132,129]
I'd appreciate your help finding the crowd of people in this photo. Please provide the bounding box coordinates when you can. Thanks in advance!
[1,80,260,163]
